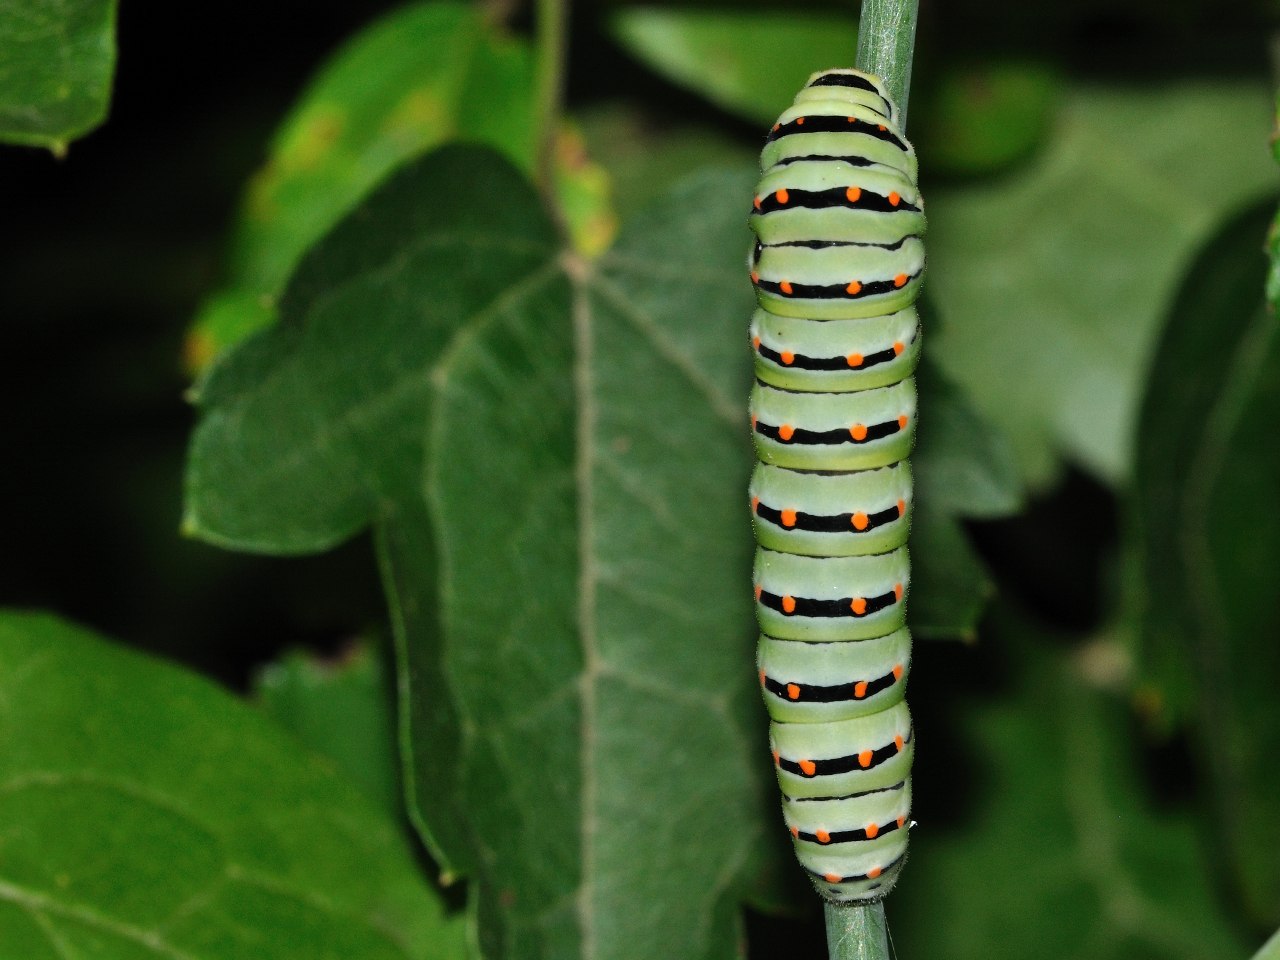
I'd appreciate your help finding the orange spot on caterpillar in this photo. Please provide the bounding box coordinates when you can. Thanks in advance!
[894,583,904,601]
[790,825,799,837]
[867,866,882,879]
[752,335,761,349]
[892,341,905,355]
[751,496,760,513]
[865,822,880,839]
[780,280,794,295]
[897,815,906,828]
[846,116,855,123]
[847,352,863,367]
[893,273,908,288]
[786,683,801,700]
[779,424,795,441]
[780,350,795,365]
[851,598,867,615]
[877,124,886,131]
[816,830,831,844]
[893,662,904,679]
[846,281,862,296]
[753,195,762,210]
[858,749,874,768]
[852,512,869,530]
[897,498,906,516]
[772,123,780,132]
[781,509,797,527]
[772,749,781,765]
[750,413,757,430]
[894,734,904,752]
[850,424,868,441]
[897,415,909,429]
[754,584,763,601]
[799,759,816,776]
[776,188,790,204]
[750,270,760,284]
[846,186,862,203]
[824,872,842,884]
[854,680,869,699]
[796,117,806,125]
[782,595,796,614]
[758,669,766,686]
[888,191,901,207]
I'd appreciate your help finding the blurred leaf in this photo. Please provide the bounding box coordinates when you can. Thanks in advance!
[255,644,400,814]
[609,8,857,125]
[186,1,541,372]
[913,60,1060,177]
[907,504,993,642]
[185,147,1036,956]
[929,81,1278,487]
[893,621,1250,960]
[577,104,754,221]
[0,0,116,152]
[1130,198,1280,926]
[1255,927,1280,960]
[0,610,465,960]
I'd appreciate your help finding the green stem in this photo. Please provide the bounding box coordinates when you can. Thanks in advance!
[534,0,568,199]
[854,0,920,130]
[825,902,892,960]
[823,3,918,959]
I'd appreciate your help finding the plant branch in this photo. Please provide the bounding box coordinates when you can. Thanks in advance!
[534,0,568,199]
[854,0,921,130]
[826,901,893,960]
[823,3,919,959]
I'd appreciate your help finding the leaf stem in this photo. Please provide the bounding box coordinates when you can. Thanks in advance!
[826,901,892,960]
[534,0,568,198]
[822,3,918,959]
[854,0,920,129]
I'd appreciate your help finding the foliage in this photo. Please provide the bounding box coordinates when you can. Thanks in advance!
[3,0,1279,958]
[0,0,117,152]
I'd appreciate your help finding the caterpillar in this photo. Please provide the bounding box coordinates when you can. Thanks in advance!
[749,68,923,903]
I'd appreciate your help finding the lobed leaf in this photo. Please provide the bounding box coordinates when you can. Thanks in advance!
[928,82,1278,487]
[0,0,116,151]
[0,611,465,960]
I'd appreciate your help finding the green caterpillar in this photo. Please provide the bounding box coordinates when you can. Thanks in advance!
[749,68,923,903]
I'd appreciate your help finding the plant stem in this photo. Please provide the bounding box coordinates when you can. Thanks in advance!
[826,901,892,960]
[534,0,568,199]
[823,3,919,959]
[854,0,920,129]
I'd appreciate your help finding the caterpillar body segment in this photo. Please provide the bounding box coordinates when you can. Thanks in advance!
[750,68,924,904]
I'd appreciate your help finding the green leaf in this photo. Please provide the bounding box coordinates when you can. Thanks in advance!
[912,60,1060,178]
[184,148,1035,956]
[608,8,858,126]
[255,644,400,814]
[0,611,465,960]
[1130,198,1280,927]
[928,82,1278,487]
[892,620,1250,960]
[1254,927,1280,960]
[185,1,540,372]
[0,0,116,151]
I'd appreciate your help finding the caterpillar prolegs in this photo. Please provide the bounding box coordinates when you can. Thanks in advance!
[749,69,923,903]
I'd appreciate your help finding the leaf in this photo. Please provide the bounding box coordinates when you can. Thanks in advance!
[254,644,400,814]
[185,1,541,372]
[184,148,1035,958]
[927,82,1278,487]
[1129,197,1280,926]
[892,620,1251,960]
[911,60,1060,178]
[1254,927,1280,960]
[0,611,465,960]
[608,8,858,126]
[0,0,117,152]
